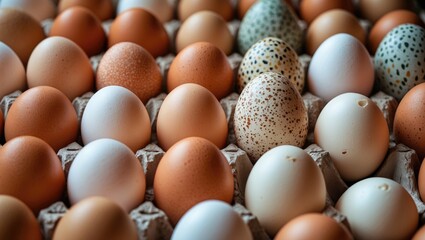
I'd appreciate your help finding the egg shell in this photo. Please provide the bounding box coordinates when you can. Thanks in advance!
[314,93,389,182]
[299,0,354,24]
[52,197,138,240]
[80,86,151,152]
[0,42,26,100]
[178,0,234,21]
[234,72,308,161]
[336,177,418,240]
[307,33,374,102]
[58,0,114,21]
[413,224,425,240]
[358,0,414,23]
[116,0,174,23]
[237,0,303,54]
[172,200,253,240]
[374,24,425,101]
[237,37,304,93]
[153,137,234,226]
[0,0,55,22]
[67,138,146,212]
[26,36,94,101]
[245,145,327,236]
[0,195,42,240]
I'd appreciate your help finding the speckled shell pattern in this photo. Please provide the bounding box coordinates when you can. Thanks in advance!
[234,72,308,162]
[374,24,425,101]
[237,0,303,55]
[237,37,304,93]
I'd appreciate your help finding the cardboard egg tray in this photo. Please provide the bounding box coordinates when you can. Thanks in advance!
[1,0,425,239]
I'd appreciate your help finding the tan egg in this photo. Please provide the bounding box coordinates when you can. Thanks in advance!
[306,9,366,55]
[5,86,79,152]
[299,0,354,24]
[96,42,162,104]
[178,0,233,22]
[153,137,234,226]
[156,83,228,151]
[237,0,256,19]
[368,10,424,54]
[0,109,3,137]
[116,0,174,23]
[50,6,107,56]
[108,8,169,58]
[52,197,138,240]
[0,0,56,22]
[167,42,233,100]
[175,11,234,55]
[26,36,94,101]
[358,0,414,23]
[275,213,353,240]
[0,195,42,240]
[58,0,114,21]
[413,225,425,240]
[0,42,26,100]
[0,136,65,213]
[0,8,45,65]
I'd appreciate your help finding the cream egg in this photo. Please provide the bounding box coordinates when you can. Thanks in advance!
[0,42,26,100]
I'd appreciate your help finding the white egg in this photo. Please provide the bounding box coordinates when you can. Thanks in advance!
[172,200,252,240]
[244,145,327,236]
[0,0,56,21]
[117,0,174,23]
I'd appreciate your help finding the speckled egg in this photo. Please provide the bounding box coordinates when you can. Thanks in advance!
[237,0,303,55]
[234,72,308,162]
[237,37,304,93]
[374,24,425,101]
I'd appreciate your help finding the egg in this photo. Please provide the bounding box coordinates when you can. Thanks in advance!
[0,0,56,22]
[49,6,107,56]
[237,0,256,19]
[0,195,42,240]
[368,10,424,55]
[0,42,26,100]
[237,37,304,93]
[374,24,425,101]
[116,0,174,23]
[307,33,374,102]
[245,145,327,236]
[5,86,79,152]
[52,197,138,240]
[0,8,45,65]
[172,200,253,240]
[109,8,169,58]
[336,177,418,240]
[274,213,353,240]
[153,137,234,226]
[299,0,354,24]
[314,93,389,182]
[0,136,65,213]
[178,0,234,21]
[81,86,151,152]
[156,83,228,151]
[96,42,162,104]
[237,0,303,54]
[0,109,3,137]
[234,72,308,162]
[419,160,425,203]
[175,11,234,55]
[26,36,94,101]
[358,0,414,23]
[58,0,114,21]
[67,138,146,212]
[167,42,233,100]
[306,9,366,55]
[413,225,425,240]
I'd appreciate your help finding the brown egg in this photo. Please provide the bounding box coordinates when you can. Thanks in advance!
[0,8,45,65]
[0,109,3,137]
[167,42,233,100]
[156,83,228,151]
[52,197,138,240]
[393,83,425,160]
[50,6,106,56]
[108,8,169,58]
[413,224,425,240]
[26,36,94,101]
[358,0,414,23]
[275,213,353,240]
[58,0,114,21]
[0,136,65,213]
[299,0,354,24]
[368,10,424,54]
[96,42,162,104]
[5,86,79,152]
[237,0,296,19]
[306,9,366,55]
[153,137,234,226]
[175,11,234,55]
[178,0,234,21]
[0,195,42,240]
